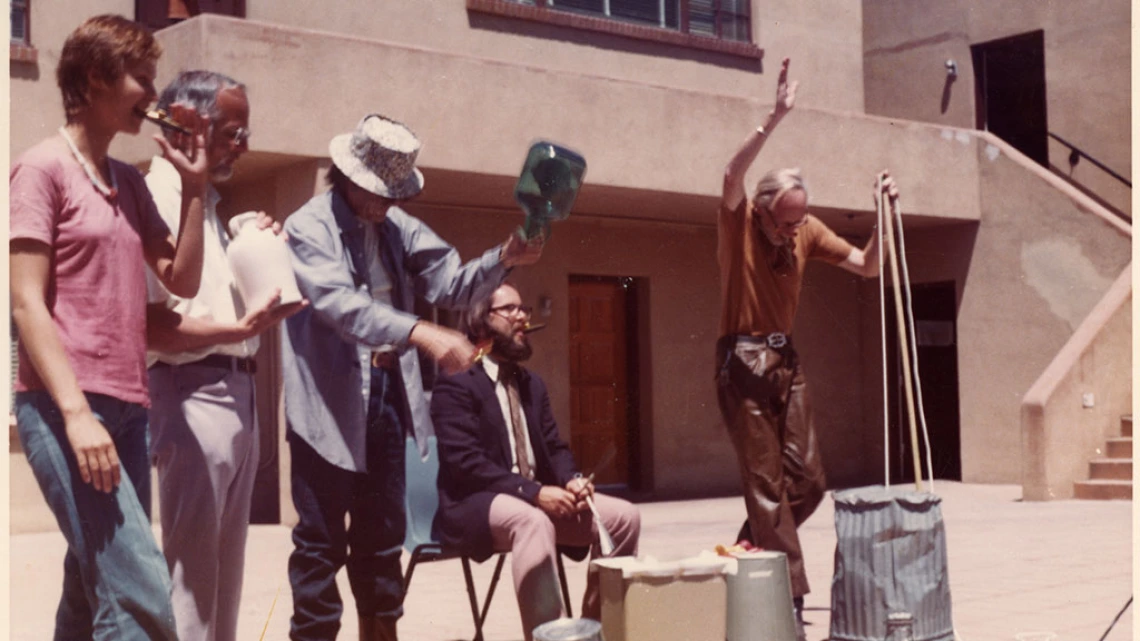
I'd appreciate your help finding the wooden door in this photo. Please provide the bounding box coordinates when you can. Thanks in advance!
[569,277,630,485]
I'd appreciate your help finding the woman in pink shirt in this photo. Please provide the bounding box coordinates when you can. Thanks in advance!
[10,14,209,640]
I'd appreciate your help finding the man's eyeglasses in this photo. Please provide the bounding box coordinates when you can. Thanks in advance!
[763,206,808,231]
[490,304,533,317]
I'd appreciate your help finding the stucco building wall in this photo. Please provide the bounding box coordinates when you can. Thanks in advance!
[956,137,1130,483]
[861,0,1131,214]
[9,0,136,155]
[246,0,865,113]
[8,5,1129,530]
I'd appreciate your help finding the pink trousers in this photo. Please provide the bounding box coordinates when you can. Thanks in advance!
[488,492,640,641]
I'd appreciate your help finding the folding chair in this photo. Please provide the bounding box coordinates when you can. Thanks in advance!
[403,436,573,641]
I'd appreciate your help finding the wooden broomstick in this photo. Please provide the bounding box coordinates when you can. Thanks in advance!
[878,174,924,492]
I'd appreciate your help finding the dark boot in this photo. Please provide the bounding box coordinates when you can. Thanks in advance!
[359,616,398,641]
[793,596,806,641]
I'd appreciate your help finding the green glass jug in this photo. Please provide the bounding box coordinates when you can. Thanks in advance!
[514,141,587,240]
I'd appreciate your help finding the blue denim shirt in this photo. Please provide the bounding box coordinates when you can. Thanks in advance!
[282,190,508,472]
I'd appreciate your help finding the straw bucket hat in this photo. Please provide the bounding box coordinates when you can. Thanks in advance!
[328,114,424,199]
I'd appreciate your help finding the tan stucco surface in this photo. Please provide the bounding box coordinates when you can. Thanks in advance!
[956,136,1130,483]
[1021,268,1131,501]
[9,0,136,155]
[107,15,981,229]
[246,0,864,112]
[862,0,1131,214]
[8,5,1130,528]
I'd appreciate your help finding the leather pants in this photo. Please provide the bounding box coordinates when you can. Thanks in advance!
[716,336,826,597]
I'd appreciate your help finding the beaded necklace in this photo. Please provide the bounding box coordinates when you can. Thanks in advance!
[59,126,118,199]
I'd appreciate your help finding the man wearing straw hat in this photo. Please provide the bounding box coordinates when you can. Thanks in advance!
[282,114,544,641]
[716,58,898,630]
[432,281,641,641]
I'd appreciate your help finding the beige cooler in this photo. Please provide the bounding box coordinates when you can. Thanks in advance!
[592,556,727,641]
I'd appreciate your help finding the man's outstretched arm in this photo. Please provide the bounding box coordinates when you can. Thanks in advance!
[722,57,798,212]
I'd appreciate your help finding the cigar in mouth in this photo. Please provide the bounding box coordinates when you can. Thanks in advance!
[142,109,191,135]
[522,323,547,334]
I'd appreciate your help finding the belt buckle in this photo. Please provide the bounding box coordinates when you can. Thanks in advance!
[766,332,787,349]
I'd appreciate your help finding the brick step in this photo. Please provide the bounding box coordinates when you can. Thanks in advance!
[1105,437,1133,459]
[1123,415,1132,438]
[1089,458,1132,481]
[1074,479,1132,500]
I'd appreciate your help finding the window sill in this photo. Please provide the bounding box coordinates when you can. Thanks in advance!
[467,0,763,61]
[10,43,37,64]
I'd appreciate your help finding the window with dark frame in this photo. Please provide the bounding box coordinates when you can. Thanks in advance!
[136,0,246,32]
[511,0,751,43]
[11,0,29,45]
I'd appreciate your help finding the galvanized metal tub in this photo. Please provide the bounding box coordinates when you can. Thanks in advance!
[726,551,797,641]
[830,486,954,641]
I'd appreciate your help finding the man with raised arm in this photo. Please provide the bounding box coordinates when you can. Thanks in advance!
[715,57,898,630]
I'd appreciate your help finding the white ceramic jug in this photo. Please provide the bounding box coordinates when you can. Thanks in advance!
[227,212,302,310]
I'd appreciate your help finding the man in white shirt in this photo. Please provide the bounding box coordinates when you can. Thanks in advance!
[145,70,304,641]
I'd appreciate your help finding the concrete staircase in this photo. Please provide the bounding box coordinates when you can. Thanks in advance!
[1074,415,1132,500]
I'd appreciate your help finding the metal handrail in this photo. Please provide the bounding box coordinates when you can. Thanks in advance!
[1048,131,1131,188]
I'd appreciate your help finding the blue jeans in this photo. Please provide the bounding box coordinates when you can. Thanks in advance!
[287,367,408,641]
[15,391,177,641]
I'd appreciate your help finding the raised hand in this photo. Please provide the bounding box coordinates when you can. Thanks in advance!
[774,57,799,117]
[152,103,210,190]
[873,169,901,208]
[501,232,545,268]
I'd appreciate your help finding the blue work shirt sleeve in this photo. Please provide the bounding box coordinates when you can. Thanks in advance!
[286,213,419,349]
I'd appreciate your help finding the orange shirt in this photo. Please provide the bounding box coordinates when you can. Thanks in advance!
[717,198,854,337]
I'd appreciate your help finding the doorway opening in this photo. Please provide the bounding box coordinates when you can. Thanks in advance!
[972,30,1048,165]
[885,281,962,483]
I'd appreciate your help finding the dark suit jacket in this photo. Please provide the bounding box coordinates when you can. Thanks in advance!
[430,362,580,562]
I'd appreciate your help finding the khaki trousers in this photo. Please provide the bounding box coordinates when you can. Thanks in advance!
[149,363,260,641]
[716,337,825,597]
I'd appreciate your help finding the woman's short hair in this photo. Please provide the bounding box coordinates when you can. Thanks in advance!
[753,167,809,213]
[57,15,162,122]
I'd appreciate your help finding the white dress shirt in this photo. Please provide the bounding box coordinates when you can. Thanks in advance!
[145,156,258,366]
[481,356,537,475]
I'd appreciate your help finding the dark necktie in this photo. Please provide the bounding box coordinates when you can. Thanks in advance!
[499,362,533,480]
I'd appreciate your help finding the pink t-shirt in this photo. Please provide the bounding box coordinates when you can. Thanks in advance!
[10,136,170,407]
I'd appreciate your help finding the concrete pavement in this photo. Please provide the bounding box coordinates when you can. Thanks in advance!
[8,482,1132,640]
